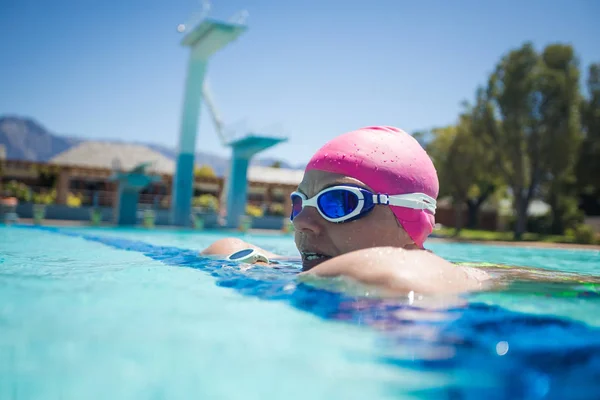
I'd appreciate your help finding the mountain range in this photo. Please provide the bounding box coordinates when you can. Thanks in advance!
[0,116,303,176]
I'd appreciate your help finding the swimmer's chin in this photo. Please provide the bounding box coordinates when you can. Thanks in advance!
[301,254,333,271]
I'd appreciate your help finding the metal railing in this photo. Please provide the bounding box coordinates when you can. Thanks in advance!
[2,185,291,216]
[2,186,173,209]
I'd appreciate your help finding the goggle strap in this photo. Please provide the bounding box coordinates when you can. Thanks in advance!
[374,193,437,213]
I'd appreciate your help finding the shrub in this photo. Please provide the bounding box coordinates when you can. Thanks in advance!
[67,192,82,208]
[4,180,32,202]
[246,204,263,218]
[194,165,216,178]
[565,224,597,245]
[192,194,219,211]
[526,213,553,234]
[32,189,56,205]
[268,203,285,216]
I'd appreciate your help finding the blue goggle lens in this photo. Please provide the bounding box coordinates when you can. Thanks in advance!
[318,189,359,218]
[229,248,254,260]
[291,194,303,220]
[290,189,361,221]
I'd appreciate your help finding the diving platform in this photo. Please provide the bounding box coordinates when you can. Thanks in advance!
[110,163,161,226]
[170,19,247,227]
[225,134,287,229]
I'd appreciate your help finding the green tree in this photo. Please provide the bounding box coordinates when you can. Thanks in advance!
[427,107,499,233]
[194,164,216,179]
[463,92,505,229]
[411,130,434,148]
[577,63,600,214]
[476,43,583,239]
[427,124,469,233]
[538,45,584,234]
[270,160,283,168]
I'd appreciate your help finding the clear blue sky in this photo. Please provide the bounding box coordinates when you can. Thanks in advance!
[1,0,599,165]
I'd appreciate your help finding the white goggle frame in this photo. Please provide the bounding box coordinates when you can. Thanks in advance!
[291,185,437,223]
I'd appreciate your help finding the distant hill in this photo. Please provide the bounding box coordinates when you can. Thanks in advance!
[0,115,302,176]
[0,116,83,161]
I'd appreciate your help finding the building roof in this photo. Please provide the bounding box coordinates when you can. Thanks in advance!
[50,142,175,175]
[50,141,306,186]
[246,166,304,186]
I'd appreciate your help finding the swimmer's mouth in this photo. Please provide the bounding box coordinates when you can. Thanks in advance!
[301,252,331,270]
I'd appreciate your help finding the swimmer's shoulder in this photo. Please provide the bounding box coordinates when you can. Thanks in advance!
[304,246,489,295]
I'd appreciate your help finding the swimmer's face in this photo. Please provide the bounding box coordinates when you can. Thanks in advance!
[293,169,414,271]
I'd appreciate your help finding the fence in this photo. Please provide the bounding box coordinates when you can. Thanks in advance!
[3,185,290,229]
[584,216,600,234]
[435,207,499,231]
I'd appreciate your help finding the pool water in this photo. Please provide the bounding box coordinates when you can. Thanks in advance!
[1,225,599,399]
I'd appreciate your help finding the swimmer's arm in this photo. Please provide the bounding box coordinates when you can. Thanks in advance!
[301,247,487,295]
[200,237,280,259]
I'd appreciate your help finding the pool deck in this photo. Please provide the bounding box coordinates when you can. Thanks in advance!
[15,218,91,227]
[8,219,600,251]
[427,237,600,251]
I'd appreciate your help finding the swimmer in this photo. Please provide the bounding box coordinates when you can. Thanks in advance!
[201,126,493,295]
[200,126,599,295]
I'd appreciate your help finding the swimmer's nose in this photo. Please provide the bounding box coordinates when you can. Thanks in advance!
[292,206,323,235]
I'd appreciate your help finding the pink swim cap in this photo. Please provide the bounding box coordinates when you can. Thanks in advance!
[305,126,439,248]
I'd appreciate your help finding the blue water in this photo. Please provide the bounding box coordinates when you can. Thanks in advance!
[1,225,599,399]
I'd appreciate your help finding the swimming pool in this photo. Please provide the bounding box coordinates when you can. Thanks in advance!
[1,225,599,399]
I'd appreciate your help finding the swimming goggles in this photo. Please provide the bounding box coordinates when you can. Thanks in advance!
[226,248,270,264]
[290,185,437,223]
